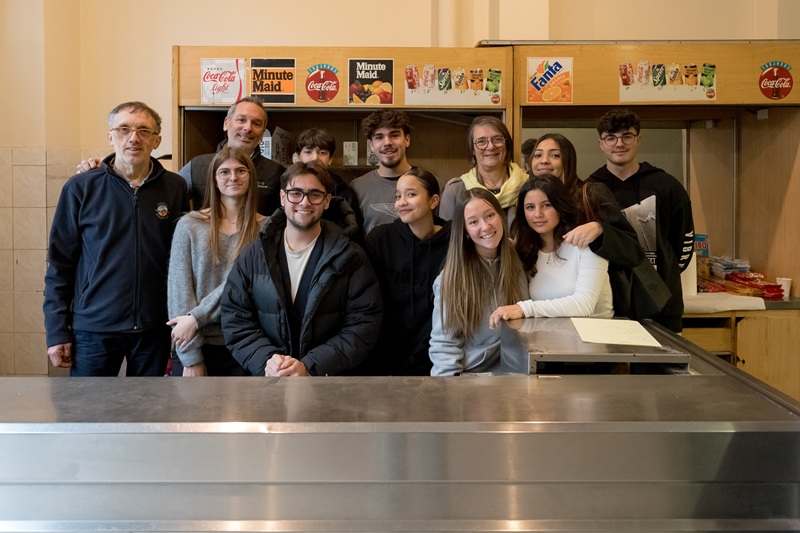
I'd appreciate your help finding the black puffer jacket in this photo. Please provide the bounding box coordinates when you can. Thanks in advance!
[221,210,382,376]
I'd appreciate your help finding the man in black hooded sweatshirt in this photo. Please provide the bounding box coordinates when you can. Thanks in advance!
[588,109,694,333]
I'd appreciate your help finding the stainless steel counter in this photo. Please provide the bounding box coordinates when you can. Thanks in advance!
[1,323,799,532]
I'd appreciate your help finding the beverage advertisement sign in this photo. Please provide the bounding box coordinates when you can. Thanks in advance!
[527,58,573,104]
[251,58,296,104]
[619,61,717,102]
[201,58,245,104]
[759,61,793,100]
[348,59,394,106]
[306,63,340,103]
[404,63,502,106]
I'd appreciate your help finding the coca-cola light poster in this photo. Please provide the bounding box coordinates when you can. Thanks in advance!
[201,58,245,104]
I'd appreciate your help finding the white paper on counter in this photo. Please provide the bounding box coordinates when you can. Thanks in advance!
[571,318,661,347]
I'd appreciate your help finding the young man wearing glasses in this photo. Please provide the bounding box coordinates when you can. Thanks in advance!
[588,109,694,333]
[44,101,190,376]
[221,161,382,377]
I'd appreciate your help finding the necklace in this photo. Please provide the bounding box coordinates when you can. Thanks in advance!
[476,168,507,193]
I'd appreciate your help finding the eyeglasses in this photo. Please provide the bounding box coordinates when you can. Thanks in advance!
[284,188,328,205]
[216,167,250,180]
[110,127,158,140]
[600,132,638,146]
[474,136,506,150]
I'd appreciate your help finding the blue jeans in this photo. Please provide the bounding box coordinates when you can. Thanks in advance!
[71,327,171,377]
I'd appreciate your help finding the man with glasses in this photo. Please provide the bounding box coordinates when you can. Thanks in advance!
[588,109,694,332]
[221,161,382,377]
[350,110,417,235]
[45,101,190,376]
[76,97,284,217]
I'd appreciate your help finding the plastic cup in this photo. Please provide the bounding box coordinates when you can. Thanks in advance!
[776,277,792,300]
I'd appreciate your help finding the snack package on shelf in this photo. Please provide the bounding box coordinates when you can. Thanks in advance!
[698,275,726,293]
[709,256,750,279]
[725,272,783,299]
[696,256,710,278]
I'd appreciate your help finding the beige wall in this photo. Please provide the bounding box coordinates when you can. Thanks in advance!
[0,0,797,374]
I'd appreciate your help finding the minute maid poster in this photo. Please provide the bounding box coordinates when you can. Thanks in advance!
[527,57,573,104]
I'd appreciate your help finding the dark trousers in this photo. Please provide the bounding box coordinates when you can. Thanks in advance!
[71,327,171,377]
[170,344,249,376]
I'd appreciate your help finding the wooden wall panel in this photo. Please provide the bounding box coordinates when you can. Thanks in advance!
[738,107,800,293]
[688,120,736,257]
[513,41,800,106]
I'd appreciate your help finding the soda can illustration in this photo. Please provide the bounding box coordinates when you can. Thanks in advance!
[437,68,452,91]
[469,68,484,91]
[452,67,468,91]
[636,61,651,85]
[619,62,634,86]
[666,63,682,86]
[700,63,716,88]
[683,63,698,86]
[652,64,666,87]
[422,64,436,89]
[405,65,419,90]
[486,69,501,93]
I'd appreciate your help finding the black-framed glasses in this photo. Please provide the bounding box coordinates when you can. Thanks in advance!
[216,167,250,180]
[600,132,638,146]
[474,136,506,149]
[110,126,158,140]
[284,188,328,205]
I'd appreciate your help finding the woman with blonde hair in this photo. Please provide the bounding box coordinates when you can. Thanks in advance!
[429,188,527,376]
[167,146,267,376]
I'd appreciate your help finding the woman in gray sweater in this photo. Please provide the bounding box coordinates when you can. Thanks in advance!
[167,147,267,376]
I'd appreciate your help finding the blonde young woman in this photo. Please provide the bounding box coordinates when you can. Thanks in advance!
[167,146,267,376]
[429,188,527,376]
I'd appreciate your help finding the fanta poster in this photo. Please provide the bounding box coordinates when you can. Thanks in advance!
[404,64,503,106]
[527,58,573,104]
[619,61,717,102]
[201,58,245,104]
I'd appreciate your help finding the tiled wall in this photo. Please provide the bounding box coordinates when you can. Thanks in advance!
[0,145,84,375]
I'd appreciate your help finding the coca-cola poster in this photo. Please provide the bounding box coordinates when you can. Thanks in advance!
[759,61,793,100]
[618,60,717,102]
[251,58,296,104]
[201,58,245,104]
[306,64,340,103]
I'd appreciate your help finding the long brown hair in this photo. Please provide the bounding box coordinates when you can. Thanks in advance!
[203,146,261,263]
[531,133,580,191]
[439,188,527,340]
[511,175,578,277]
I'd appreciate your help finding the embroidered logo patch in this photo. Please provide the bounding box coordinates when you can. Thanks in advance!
[155,202,170,220]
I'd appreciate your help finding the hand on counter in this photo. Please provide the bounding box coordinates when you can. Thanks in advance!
[489,304,524,329]
[265,354,309,377]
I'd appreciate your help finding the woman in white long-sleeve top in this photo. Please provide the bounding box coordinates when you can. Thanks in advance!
[489,175,613,329]
[167,147,267,376]
[429,188,527,376]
